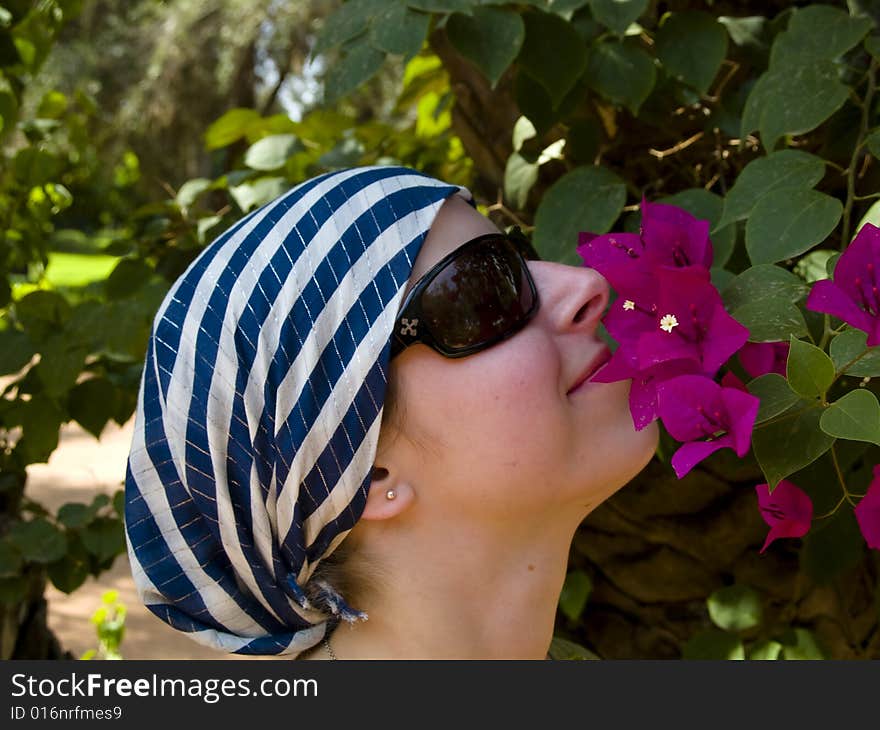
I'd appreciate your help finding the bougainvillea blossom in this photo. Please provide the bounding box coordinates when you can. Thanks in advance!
[738,341,790,378]
[640,199,714,270]
[854,465,880,551]
[633,266,749,376]
[591,353,701,430]
[577,200,714,294]
[655,374,760,478]
[755,480,814,553]
[806,222,880,346]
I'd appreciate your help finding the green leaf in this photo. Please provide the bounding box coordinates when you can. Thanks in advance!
[787,336,835,399]
[769,5,873,69]
[244,134,300,171]
[854,198,880,239]
[722,264,808,312]
[548,636,601,660]
[682,629,745,660]
[747,639,782,660]
[518,9,587,108]
[748,374,801,424]
[9,518,67,563]
[745,189,842,265]
[800,508,866,585]
[323,42,387,103]
[588,0,647,34]
[731,300,808,342]
[407,1,475,13]
[47,536,90,594]
[36,333,87,398]
[534,166,626,265]
[658,188,735,267]
[558,569,592,622]
[0,539,22,578]
[741,61,849,151]
[10,394,64,464]
[447,8,524,88]
[57,502,97,529]
[314,0,385,54]
[820,390,880,446]
[504,152,538,210]
[585,39,656,115]
[830,328,880,378]
[752,402,834,489]
[105,258,151,300]
[16,290,70,332]
[866,128,880,161]
[68,378,119,438]
[204,108,262,150]
[707,584,762,632]
[779,627,826,659]
[175,178,212,209]
[719,150,826,229]
[79,517,125,563]
[655,11,728,94]
[370,5,430,59]
[229,177,290,214]
[0,329,35,375]
[793,249,836,284]
[723,264,809,341]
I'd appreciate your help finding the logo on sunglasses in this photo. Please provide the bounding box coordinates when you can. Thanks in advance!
[400,318,419,337]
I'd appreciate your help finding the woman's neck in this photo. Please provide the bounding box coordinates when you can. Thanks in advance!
[314,518,578,660]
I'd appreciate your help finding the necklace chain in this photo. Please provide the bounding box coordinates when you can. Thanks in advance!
[322,635,337,660]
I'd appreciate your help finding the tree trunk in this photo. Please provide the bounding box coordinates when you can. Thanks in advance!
[1,565,73,660]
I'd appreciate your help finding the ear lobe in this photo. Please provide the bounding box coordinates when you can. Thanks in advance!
[360,467,413,521]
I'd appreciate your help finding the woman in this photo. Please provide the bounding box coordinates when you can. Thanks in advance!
[124,165,658,660]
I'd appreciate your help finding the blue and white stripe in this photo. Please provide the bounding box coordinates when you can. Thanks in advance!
[124,166,470,656]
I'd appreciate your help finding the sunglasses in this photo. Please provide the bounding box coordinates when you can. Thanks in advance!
[390,227,541,359]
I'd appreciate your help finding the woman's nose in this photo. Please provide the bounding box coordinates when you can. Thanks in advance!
[531,262,610,334]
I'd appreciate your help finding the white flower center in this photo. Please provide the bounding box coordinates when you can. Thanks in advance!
[622,299,635,311]
[659,314,679,333]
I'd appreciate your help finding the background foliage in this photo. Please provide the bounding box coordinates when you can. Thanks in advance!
[2,0,880,659]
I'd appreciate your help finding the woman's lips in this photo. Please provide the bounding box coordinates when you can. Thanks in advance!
[567,345,612,395]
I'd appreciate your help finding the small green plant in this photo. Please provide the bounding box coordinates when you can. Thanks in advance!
[79,589,126,660]
[682,583,827,660]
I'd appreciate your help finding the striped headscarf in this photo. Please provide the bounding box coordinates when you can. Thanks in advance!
[124,166,471,656]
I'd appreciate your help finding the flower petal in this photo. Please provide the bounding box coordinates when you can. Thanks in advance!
[641,200,714,270]
[738,341,789,378]
[719,386,760,456]
[670,438,730,479]
[702,304,751,375]
[854,470,880,551]
[755,481,813,553]
[806,280,874,335]
[656,374,722,442]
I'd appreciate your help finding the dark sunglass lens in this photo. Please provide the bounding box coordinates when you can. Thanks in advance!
[420,238,535,351]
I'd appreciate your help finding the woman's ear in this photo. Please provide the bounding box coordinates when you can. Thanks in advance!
[360,466,414,521]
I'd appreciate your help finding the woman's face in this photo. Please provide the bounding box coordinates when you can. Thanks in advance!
[380,194,659,531]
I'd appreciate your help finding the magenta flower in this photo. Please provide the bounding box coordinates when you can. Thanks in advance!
[720,370,747,391]
[577,199,713,294]
[641,200,714,270]
[854,464,880,551]
[656,374,760,478]
[755,480,813,553]
[738,341,790,378]
[806,222,880,346]
[631,266,750,376]
[592,352,701,430]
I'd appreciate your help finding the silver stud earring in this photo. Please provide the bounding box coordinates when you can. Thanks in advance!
[385,489,396,500]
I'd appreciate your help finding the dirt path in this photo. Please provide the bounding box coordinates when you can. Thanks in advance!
[27,420,261,660]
